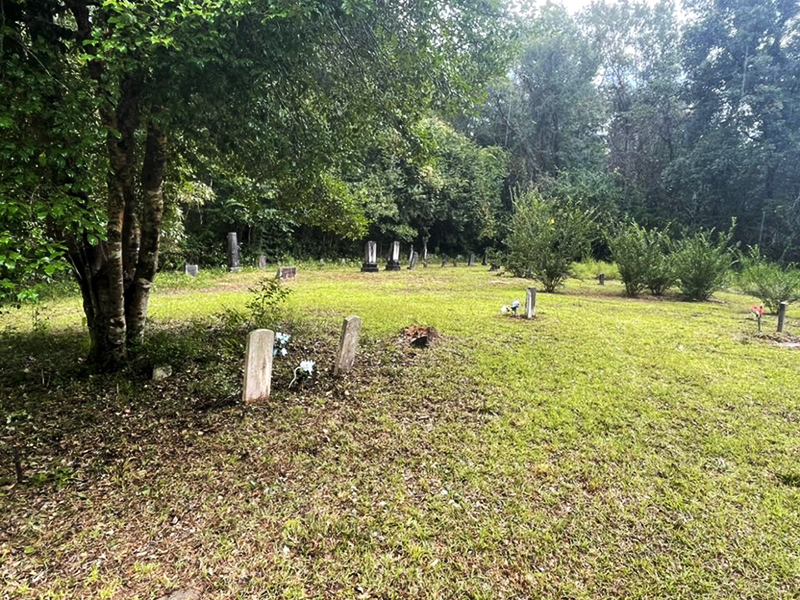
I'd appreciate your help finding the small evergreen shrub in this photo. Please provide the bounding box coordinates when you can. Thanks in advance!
[643,228,676,295]
[506,191,595,292]
[738,247,800,313]
[609,222,649,297]
[674,226,736,301]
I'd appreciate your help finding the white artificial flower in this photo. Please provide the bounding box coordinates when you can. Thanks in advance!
[299,360,315,374]
[280,347,288,357]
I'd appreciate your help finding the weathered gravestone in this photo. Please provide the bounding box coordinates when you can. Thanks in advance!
[361,241,379,272]
[227,232,241,272]
[482,253,487,266]
[598,273,605,286]
[408,247,415,263]
[408,251,419,270]
[243,329,274,402]
[526,287,537,319]
[468,253,476,267]
[334,316,362,376]
[258,255,267,269]
[184,263,198,277]
[276,266,297,280]
[778,301,788,333]
[386,241,401,271]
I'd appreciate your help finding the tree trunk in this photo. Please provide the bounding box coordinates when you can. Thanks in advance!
[126,121,167,348]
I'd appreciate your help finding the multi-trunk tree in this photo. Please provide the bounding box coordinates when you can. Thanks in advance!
[1,0,511,368]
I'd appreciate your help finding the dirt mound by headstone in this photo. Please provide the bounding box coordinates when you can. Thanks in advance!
[400,325,440,349]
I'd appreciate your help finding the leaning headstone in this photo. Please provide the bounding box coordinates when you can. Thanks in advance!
[408,251,419,270]
[361,241,378,272]
[258,255,267,269]
[778,301,788,333]
[468,253,476,267]
[334,316,362,376]
[184,263,198,277]
[386,241,401,271]
[408,247,415,263]
[227,232,241,272]
[526,287,537,319]
[276,266,297,280]
[598,273,605,286]
[243,329,274,403]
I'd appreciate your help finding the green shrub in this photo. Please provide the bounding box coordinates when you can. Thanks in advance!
[674,226,736,301]
[609,223,675,297]
[609,222,649,297]
[247,277,292,328]
[643,228,676,295]
[506,191,595,292]
[737,247,800,313]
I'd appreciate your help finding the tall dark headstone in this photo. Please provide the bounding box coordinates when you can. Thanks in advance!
[778,301,788,333]
[386,241,401,271]
[482,253,487,266]
[598,273,605,286]
[227,232,241,272]
[361,241,378,272]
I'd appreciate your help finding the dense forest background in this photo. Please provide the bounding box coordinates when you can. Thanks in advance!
[170,0,800,266]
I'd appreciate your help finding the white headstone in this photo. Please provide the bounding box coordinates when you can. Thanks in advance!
[334,316,362,376]
[243,329,274,402]
[526,287,537,319]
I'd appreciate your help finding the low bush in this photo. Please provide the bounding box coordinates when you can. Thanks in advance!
[609,223,675,297]
[674,226,736,301]
[571,259,619,281]
[506,191,596,292]
[737,247,800,313]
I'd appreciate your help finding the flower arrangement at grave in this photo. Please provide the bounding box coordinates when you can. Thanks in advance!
[751,305,764,332]
[500,300,522,317]
[273,332,291,357]
[290,360,316,387]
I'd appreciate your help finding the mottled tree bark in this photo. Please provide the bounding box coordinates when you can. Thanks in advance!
[126,121,167,347]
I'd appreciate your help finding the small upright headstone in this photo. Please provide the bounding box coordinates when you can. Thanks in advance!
[468,253,476,267]
[777,301,788,333]
[598,273,605,286]
[334,316,362,376]
[408,251,419,270]
[386,241,401,271]
[361,241,378,273]
[227,232,241,272]
[276,266,297,280]
[184,263,198,277]
[243,329,274,403]
[258,255,267,269]
[526,287,537,319]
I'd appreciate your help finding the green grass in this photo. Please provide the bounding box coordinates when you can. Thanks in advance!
[1,267,799,599]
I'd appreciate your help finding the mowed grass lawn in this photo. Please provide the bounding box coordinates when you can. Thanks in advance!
[1,267,799,599]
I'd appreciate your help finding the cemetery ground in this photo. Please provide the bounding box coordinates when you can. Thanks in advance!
[1,266,799,599]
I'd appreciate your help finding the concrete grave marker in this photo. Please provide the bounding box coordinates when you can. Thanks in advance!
[409,251,419,270]
[386,241,401,271]
[184,263,198,277]
[468,253,476,267]
[258,255,267,269]
[361,241,378,272]
[598,273,605,286]
[526,287,537,319]
[334,316,362,376]
[778,301,788,333]
[243,329,274,403]
[227,232,241,272]
[276,266,297,280]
